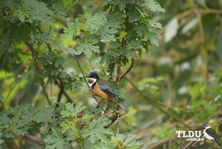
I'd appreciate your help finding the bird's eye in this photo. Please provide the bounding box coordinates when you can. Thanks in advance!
[88,78,94,83]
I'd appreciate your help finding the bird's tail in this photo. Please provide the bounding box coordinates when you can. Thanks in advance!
[214,138,221,148]
[118,102,128,113]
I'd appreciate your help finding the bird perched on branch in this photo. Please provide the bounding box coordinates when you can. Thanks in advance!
[203,122,220,148]
[86,71,128,112]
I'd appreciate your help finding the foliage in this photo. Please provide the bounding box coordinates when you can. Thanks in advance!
[0,102,141,149]
[0,0,164,148]
[1,0,222,149]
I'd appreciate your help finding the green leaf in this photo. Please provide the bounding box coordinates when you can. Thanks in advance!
[13,8,31,22]
[33,106,54,123]
[98,26,118,42]
[189,82,206,100]
[112,134,142,149]
[69,40,99,58]
[63,22,76,42]
[61,102,85,118]
[85,13,106,32]
[83,117,112,144]
[149,20,162,29]
[146,0,165,13]
[148,30,160,46]
[119,0,127,10]
[23,0,53,24]
[44,128,70,149]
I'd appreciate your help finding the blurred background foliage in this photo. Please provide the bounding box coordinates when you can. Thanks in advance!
[1,0,222,148]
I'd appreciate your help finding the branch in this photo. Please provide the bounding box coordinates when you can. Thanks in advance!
[200,9,222,14]
[0,49,7,66]
[129,115,163,134]
[25,42,38,60]
[120,58,134,80]
[40,81,51,105]
[183,134,204,149]
[27,40,74,105]
[63,91,73,103]
[24,134,44,146]
[56,78,64,103]
[104,114,119,128]
[183,125,204,149]
[116,55,122,84]
[146,136,177,149]
[194,9,208,84]
[25,42,51,105]
[116,114,121,135]
[125,77,191,129]
[42,38,74,104]
[18,72,36,105]
[46,43,52,52]
[55,80,73,103]
[116,37,126,84]
[0,101,5,112]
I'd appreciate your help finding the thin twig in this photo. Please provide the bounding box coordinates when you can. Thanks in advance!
[18,72,36,105]
[116,114,121,135]
[146,136,177,149]
[56,78,64,103]
[46,43,52,52]
[55,80,73,103]
[24,134,44,146]
[0,101,5,112]
[25,42,38,59]
[194,9,208,84]
[40,81,51,105]
[136,134,150,141]
[129,115,163,134]
[55,78,75,106]
[200,9,222,14]
[26,42,51,105]
[116,55,122,84]
[0,49,8,66]
[104,114,119,128]
[63,91,73,103]
[120,58,134,80]
[126,77,191,129]
[183,134,204,149]
[43,38,73,104]
[27,39,74,105]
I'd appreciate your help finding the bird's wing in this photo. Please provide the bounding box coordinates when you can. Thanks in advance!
[98,80,128,112]
[98,81,118,100]
[206,128,219,139]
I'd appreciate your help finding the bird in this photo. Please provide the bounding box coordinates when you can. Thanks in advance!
[202,122,220,148]
[86,71,128,112]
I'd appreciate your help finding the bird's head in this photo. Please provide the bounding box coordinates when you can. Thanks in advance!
[202,122,210,129]
[86,72,99,88]
[87,71,99,80]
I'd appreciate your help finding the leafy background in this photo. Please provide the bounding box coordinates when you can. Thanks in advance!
[1,0,222,148]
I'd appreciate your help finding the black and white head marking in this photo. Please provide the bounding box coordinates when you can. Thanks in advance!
[87,72,99,89]
[88,78,97,89]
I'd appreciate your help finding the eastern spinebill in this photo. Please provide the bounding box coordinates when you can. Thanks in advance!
[86,72,128,112]
[203,122,220,148]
